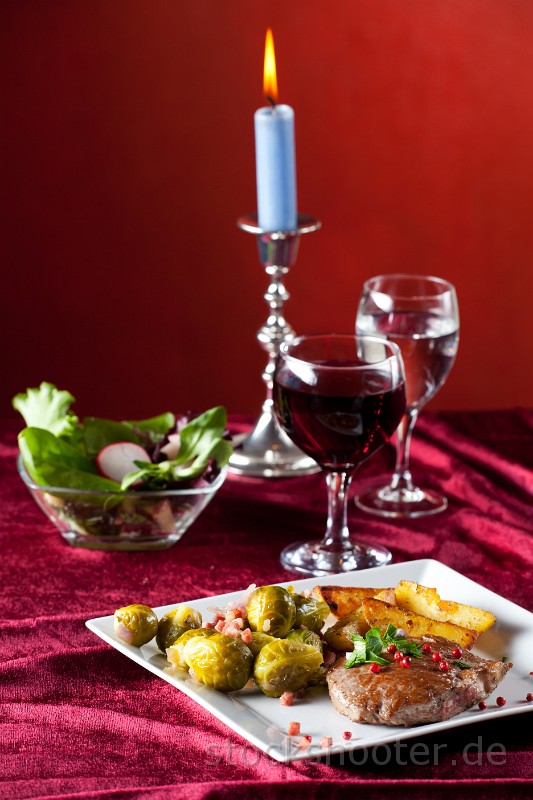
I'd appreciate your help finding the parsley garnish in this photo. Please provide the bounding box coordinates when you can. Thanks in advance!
[344,623,423,669]
[452,660,473,670]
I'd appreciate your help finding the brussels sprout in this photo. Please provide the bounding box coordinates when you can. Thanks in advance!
[246,585,296,638]
[245,631,277,657]
[286,628,323,654]
[183,631,253,692]
[292,593,330,633]
[253,638,323,698]
[166,627,217,670]
[114,604,158,647]
[307,668,328,688]
[156,605,202,653]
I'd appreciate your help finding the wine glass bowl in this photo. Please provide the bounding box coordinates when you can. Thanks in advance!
[273,334,406,575]
[355,274,459,518]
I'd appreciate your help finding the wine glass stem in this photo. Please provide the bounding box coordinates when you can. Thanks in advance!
[390,409,418,492]
[323,471,353,551]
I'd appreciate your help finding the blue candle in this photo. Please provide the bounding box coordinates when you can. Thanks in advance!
[254,29,298,232]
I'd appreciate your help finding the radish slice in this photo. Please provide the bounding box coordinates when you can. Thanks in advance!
[96,442,151,482]
[160,432,181,460]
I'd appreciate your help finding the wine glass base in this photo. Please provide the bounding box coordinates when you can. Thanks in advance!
[280,539,392,577]
[355,484,448,519]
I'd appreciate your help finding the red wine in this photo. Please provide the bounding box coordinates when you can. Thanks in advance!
[357,311,459,411]
[273,368,405,472]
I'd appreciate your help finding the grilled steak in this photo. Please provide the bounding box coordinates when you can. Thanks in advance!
[326,636,511,727]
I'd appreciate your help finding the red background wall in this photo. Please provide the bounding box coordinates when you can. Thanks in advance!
[3,0,533,421]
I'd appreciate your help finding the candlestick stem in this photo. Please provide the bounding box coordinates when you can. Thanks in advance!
[229,214,321,478]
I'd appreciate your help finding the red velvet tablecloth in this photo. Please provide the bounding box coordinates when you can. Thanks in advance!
[1,411,532,800]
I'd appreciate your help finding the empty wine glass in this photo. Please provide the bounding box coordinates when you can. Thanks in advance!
[355,274,459,517]
[273,334,406,575]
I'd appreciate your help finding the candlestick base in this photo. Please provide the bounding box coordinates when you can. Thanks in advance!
[228,213,321,479]
[229,400,319,478]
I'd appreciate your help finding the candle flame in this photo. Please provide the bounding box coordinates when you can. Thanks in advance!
[263,28,278,105]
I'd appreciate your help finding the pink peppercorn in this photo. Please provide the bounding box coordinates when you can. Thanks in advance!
[496,696,506,707]
[343,731,352,740]
[393,651,404,662]
[478,701,487,710]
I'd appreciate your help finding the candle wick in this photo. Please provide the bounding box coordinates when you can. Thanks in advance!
[266,95,277,109]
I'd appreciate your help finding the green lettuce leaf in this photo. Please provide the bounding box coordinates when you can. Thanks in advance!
[81,417,142,458]
[19,427,120,491]
[124,412,175,439]
[178,406,227,458]
[12,382,78,437]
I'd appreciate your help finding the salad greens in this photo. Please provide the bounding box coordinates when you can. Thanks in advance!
[125,413,176,438]
[80,417,143,458]
[12,382,79,437]
[344,622,424,669]
[13,382,232,492]
[121,407,232,490]
[19,427,122,491]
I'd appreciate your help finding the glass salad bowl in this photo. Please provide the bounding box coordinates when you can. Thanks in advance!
[18,456,226,551]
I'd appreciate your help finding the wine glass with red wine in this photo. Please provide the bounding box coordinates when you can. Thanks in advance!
[273,334,406,575]
[355,274,459,517]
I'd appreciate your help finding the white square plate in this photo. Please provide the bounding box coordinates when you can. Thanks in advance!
[86,559,533,762]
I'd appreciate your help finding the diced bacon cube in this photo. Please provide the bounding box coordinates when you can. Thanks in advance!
[298,735,312,751]
[214,620,225,632]
[204,621,215,629]
[287,721,300,736]
[240,628,253,644]
[323,648,337,667]
[279,691,294,707]
[320,736,333,749]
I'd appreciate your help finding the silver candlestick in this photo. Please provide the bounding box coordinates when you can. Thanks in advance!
[229,213,322,478]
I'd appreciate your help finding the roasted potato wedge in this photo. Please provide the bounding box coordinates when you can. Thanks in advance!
[394,581,496,634]
[361,598,478,649]
[373,587,397,606]
[313,586,389,618]
[322,608,370,651]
